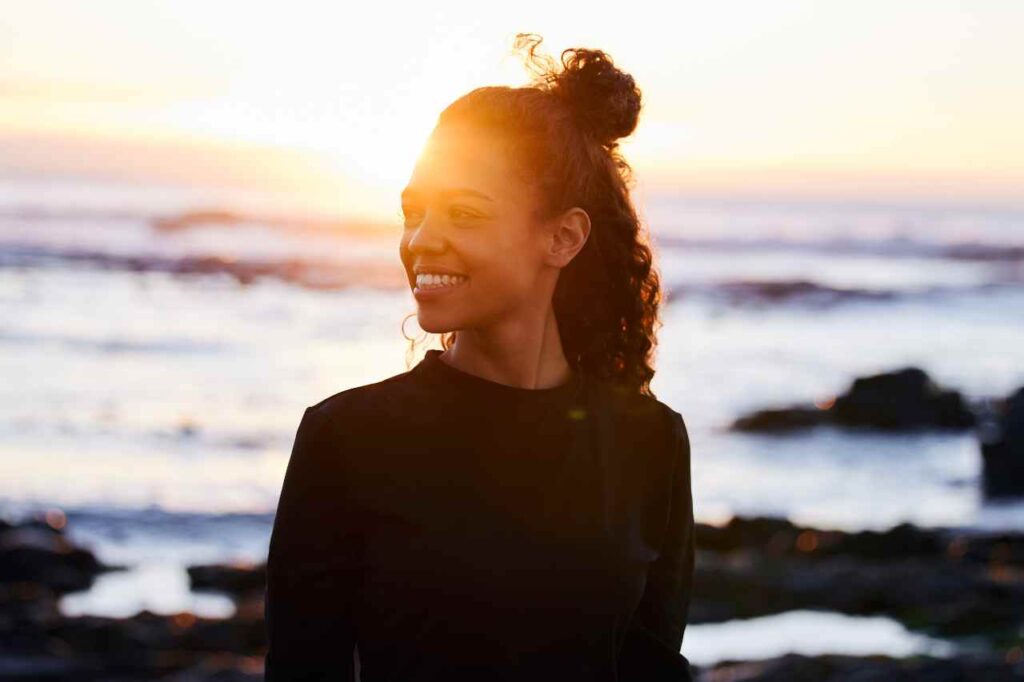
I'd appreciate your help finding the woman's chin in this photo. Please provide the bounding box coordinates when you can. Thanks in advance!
[416,313,463,335]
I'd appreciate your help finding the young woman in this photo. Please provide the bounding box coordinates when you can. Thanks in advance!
[264,34,695,681]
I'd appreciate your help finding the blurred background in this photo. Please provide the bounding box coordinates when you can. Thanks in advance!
[3,1,1023,678]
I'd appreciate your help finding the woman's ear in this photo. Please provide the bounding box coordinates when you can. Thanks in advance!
[548,207,591,267]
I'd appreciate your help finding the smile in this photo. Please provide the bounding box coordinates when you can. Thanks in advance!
[413,273,469,299]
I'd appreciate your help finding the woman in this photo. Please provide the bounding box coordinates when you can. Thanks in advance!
[264,34,695,681]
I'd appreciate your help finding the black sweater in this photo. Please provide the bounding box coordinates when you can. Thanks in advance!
[264,349,695,681]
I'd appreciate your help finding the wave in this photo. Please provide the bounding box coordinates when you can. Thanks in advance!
[0,243,405,291]
[654,234,1024,262]
[0,205,383,238]
[4,201,1023,263]
[664,278,1022,309]
[0,329,227,355]
[4,241,1020,312]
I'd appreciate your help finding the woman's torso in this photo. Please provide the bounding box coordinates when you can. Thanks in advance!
[278,350,681,680]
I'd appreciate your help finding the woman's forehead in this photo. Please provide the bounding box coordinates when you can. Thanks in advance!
[405,126,516,198]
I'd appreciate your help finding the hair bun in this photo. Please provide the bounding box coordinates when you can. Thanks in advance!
[553,48,642,144]
[514,34,642,146]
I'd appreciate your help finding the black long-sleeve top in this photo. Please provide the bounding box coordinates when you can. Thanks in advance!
[264,349,695,681]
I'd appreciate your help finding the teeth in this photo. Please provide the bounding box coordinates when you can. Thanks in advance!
[416,273,468,289]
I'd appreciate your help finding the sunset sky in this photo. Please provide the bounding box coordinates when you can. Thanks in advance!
[2,0,1022,219]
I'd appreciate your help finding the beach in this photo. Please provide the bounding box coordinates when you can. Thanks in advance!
[3,176,1024,676]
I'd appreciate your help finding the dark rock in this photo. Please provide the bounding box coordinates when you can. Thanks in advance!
[697,514,1024,567]
[979,386,1024,498]
[696,516,948,560]
[6,609,269,679]
[731,407,825,432]
[954,531,1024,567]
[0,245,402,292]
[715,279,898,308]
[156,658,265,681]
[831,367,975,430]
[0,516,112,594]
[6,512,1024,679]
[0,580,62,628]
[187,563,266,601]
[730,367,975,433]
[692,514,1024,643]
[944,243,1024,262]
[695,651,1024,681]
[693,551,1024,637]
[0,653,93,681]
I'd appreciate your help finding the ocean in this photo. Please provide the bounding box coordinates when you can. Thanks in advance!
[3,175,1022,664]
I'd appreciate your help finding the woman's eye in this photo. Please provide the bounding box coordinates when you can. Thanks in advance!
[450,206,481,221]
[402,206,424,224]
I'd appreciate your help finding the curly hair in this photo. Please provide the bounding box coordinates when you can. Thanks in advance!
[404,33,664,398]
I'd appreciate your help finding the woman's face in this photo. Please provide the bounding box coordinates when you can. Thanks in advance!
[399,124,555,335]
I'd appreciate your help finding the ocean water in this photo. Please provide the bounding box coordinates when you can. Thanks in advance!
[2,177,1023,663]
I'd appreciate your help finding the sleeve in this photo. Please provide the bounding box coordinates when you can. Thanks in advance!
[618,408,696,681]
[264,405,363,681]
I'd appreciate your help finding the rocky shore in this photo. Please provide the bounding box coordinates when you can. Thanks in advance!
[4,363,1023,679]
[731,367,977,433]
[732,366,1024,497]
[4,508,1024,680]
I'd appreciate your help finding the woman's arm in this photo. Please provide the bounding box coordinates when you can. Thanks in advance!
[619,408,696,681]
[264,404,362,681]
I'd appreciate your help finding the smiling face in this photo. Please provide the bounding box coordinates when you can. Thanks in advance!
[399,123,556,335]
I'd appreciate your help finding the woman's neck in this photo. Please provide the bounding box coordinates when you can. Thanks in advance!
[440,307,572,390]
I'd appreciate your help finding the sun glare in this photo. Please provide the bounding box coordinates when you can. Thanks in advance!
[2,2,1022,210]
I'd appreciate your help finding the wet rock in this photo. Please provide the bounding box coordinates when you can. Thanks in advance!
[0,245,403,292]
[694,651,1024,681]
[697,514,1024,570]
[0,580,63,628]
[696,516,949,560]
[693,551,1024,637]
[0,514,112,594]
[715,279,897,308]
[5,511,1024,679]
[831,367,975,430]
[187,563,266,601]
[978,386,1024,498]
[731,366,975,433]
[155,656,265,681]
[2,608,267,680]
[944,243,1024,262]
[0,653,93,681]
[729,406,824,432]
[692,514,1024,642]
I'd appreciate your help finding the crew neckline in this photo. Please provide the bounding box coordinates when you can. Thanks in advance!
[416,349,581,403]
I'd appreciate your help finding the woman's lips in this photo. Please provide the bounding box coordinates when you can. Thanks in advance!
[413,276,469,301]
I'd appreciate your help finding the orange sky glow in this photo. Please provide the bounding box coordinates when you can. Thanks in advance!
[1,0,1022,220]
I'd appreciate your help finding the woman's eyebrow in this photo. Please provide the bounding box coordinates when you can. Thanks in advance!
[442,188,494,202]
[401,187,494,203]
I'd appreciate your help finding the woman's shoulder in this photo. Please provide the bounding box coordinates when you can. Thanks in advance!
[304,366,424,427]
[592,376,686,439]
[584,378,690,487]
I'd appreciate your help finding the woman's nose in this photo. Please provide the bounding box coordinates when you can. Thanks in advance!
[407,212,446,254]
